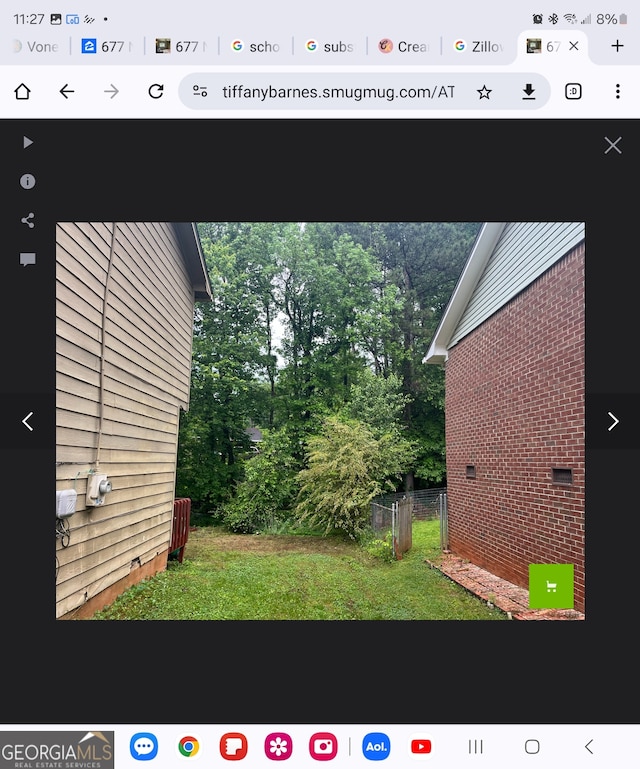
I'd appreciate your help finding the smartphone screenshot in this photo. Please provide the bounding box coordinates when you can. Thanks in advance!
[1,0,637,763]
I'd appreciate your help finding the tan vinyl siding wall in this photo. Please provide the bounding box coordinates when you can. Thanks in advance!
[449,222,585,347]
[55,222,196,618]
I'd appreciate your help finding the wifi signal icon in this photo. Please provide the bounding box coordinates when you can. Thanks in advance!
[564,13,577,23]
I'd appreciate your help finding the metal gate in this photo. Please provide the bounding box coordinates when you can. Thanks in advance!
[372,497,412,559]
[372,488,448,556]
[439,490,448,550]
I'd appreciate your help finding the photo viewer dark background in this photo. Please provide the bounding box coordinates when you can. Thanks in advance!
[2,119,637,725]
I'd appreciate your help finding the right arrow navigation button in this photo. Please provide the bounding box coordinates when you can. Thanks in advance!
[587,394,638,449]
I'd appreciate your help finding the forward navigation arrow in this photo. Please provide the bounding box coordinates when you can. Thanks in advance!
[104,84,119,99]
[607,411,619,431]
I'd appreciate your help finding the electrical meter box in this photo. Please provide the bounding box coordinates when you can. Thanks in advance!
[87,473,112,506]
[56,489,77,519]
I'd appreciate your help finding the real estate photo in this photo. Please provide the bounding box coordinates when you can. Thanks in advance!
[55,221,585,620]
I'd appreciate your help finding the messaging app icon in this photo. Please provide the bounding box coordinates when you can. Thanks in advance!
[130,733,159,761]
[220,732,248,760]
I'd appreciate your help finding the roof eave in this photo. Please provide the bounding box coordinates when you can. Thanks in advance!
[424,222,506,364]
[173,222,213,302]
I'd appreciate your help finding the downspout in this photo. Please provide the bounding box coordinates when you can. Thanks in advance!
[95,222,118,471]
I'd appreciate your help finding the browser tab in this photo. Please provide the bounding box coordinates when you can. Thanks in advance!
[13,37,66,57]
[227,37,289,56]
[298,37,360,57]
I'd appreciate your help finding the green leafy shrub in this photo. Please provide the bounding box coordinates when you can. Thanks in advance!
[361,530,396,562]
[221,428,300,533]
[295,416,416,540]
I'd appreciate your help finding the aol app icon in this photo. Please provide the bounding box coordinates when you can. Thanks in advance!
[362,733,390,761]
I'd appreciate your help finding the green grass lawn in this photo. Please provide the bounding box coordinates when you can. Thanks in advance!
[91,519,507,620]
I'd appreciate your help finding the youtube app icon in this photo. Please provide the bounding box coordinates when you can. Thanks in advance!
[409,735,433,760]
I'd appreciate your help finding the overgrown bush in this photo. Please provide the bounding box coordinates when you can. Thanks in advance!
[295,416,416,540]
[221,428,301,533]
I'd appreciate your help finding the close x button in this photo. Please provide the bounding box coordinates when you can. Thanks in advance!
[587,394,640,449]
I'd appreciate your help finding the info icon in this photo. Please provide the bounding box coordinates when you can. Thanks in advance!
[362,733,390,761]
[309,733,338,761]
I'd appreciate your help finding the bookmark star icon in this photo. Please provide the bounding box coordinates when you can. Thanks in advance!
[477,84,492,99]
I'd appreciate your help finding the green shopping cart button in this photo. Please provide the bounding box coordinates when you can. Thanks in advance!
[528,564,574,609]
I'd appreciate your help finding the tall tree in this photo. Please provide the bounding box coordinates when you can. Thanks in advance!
[273,223,382,426]
[175,228,271,511]
[336,222,482,489]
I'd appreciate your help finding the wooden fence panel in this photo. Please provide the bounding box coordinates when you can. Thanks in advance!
[397,497,412,555]
[170,497,191,562]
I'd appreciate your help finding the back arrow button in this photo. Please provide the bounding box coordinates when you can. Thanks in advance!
[60,84,75,98]
[22,411,34,431]
[585,739,593,754]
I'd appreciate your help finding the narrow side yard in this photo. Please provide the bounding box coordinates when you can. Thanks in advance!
[91,520,507,620]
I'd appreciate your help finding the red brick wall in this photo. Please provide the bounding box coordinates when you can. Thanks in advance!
[444,242,585,612]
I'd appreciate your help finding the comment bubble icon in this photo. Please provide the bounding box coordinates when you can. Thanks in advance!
[20,252,36,266]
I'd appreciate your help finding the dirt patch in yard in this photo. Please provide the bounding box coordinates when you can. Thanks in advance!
[185,527,358,557]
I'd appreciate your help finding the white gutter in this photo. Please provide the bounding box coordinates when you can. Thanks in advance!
[424,222,506,364]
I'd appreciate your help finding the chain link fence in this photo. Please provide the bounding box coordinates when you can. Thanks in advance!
[371,487,448,551]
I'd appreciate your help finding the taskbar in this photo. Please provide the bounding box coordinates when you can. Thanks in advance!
[0,725,636,768]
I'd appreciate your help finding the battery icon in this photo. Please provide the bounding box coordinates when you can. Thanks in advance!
[619,13,627,24]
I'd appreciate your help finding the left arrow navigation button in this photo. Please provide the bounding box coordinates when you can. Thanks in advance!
[2,395,51,450]
[60,84,75,98]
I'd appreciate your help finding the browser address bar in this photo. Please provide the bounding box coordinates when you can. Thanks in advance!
[179,73,550,109]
